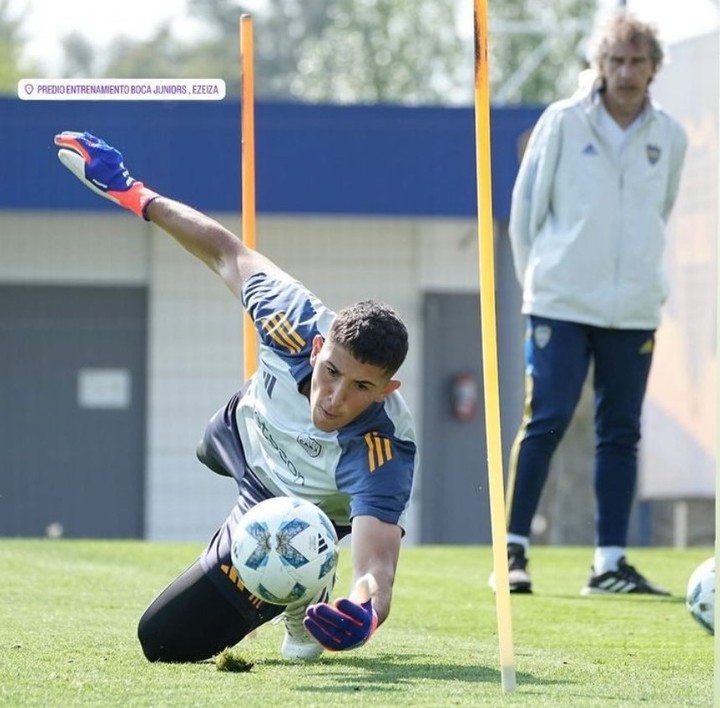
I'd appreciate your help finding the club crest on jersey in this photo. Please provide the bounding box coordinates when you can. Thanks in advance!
[646,144,661,165]
[297,433,322,457]
[533,324,551,349]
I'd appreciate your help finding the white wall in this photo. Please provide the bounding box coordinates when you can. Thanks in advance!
[0,211,150,284]
[639,32,718,500]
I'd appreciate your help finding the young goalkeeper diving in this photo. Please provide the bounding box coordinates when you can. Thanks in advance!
[54,130,418,662]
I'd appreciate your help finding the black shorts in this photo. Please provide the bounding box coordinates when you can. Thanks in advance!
[196,391,282,612]
[138,391,349,662]
[138,391,283,662]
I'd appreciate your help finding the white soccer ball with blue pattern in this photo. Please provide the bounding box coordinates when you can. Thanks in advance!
[231,496,339,606]
[686,557,714,635]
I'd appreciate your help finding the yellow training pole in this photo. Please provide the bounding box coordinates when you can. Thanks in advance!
[473,0,516,694]
[241,14,258,379]
[714,13,720,705]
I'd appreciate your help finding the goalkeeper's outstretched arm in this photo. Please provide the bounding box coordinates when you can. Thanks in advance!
[54,130,287,299]
[302,515,401,652]
[144,197,284,299]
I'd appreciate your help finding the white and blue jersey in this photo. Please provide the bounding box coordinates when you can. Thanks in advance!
[197,272,416,608]
[236,272,417,530]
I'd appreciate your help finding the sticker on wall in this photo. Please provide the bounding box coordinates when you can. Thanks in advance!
[77,368,131,409]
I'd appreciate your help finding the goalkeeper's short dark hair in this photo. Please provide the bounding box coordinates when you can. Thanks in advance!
[329,300,408,377]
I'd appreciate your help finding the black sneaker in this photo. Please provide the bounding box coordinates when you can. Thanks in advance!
[488,543,533,593]
[580,557,671,596]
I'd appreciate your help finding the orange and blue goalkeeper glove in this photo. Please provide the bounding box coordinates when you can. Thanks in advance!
[304,597,378,651]
[54,131,159,220]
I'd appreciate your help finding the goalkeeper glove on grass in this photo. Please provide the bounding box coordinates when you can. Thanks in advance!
[303,597,378,651]
[54,131,159,220]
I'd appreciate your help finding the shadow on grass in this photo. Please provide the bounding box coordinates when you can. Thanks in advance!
[527,592,685,605]
[258,653,567,695]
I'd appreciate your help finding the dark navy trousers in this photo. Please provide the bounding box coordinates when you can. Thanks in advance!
[507,315,655,547]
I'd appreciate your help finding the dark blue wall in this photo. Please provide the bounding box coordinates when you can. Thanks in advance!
[0,98,541,219]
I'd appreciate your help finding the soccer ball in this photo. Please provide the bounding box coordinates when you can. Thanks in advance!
[230,496,339,606]
[686,557,714,635]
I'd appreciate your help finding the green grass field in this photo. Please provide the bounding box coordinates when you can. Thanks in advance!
[0,540,713,706]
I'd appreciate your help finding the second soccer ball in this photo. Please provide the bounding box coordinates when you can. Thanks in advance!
[686,556,715,635]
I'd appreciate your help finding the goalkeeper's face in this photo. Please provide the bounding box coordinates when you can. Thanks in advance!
[308,335,400,432]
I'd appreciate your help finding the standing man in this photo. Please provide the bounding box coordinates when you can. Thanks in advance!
[502,10,687,595]
[54,131,418,660]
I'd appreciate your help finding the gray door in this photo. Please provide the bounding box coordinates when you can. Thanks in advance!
[420,286,523,544]
[0,285,147,538]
